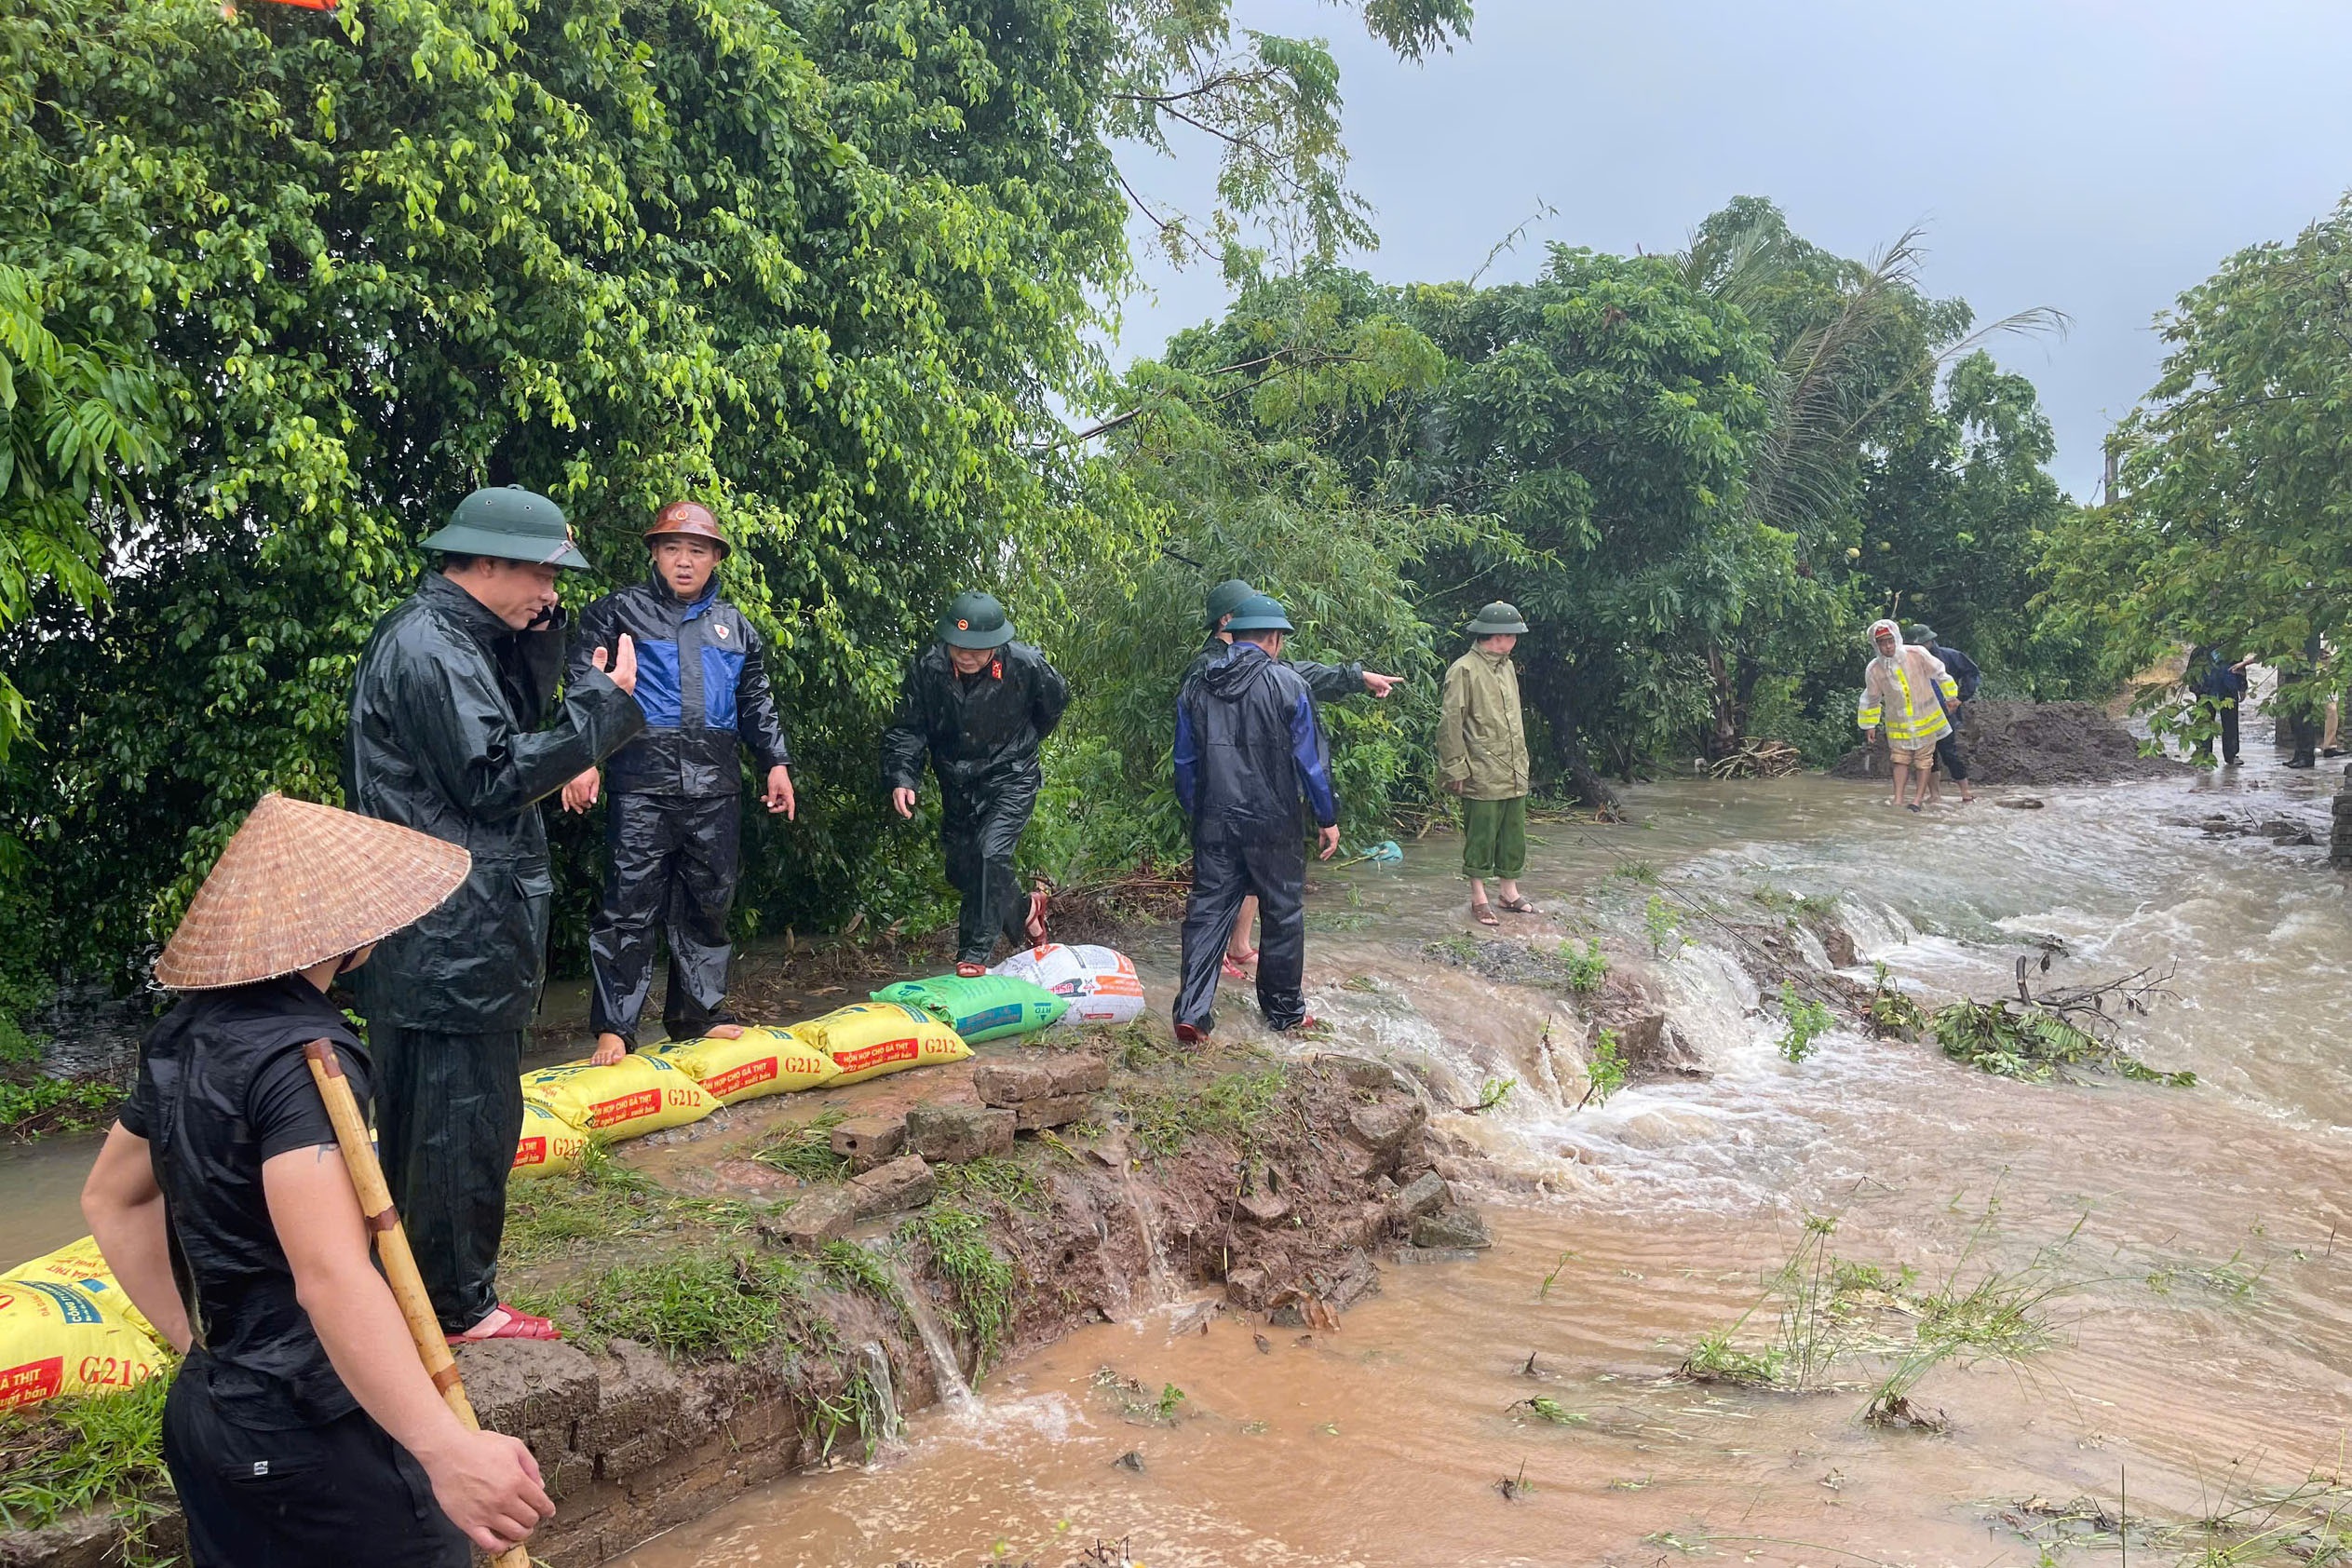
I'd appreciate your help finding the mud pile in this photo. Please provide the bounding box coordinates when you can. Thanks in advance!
[1829,700,2186,786]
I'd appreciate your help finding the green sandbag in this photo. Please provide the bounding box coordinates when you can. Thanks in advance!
[870,973,1066,1043]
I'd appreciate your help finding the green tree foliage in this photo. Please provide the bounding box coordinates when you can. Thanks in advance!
[0,0,1476,997]
[1035,271,1464,871]
[2044,194,2352,737]
[1394,247,1778,800]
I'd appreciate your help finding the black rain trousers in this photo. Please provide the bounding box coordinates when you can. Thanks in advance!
[166,1364,466,1568]
[1175,835,1309,1033]
[372,1024,524,1334]
[589,791,742,1046]
[943,776,1040,966]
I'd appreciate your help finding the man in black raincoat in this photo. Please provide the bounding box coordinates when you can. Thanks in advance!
[345,486,645,1341]
[561,502,796,1065]
[883,591,1070,976]
[1172,594,1340,1040]
[1184,577,1399,982]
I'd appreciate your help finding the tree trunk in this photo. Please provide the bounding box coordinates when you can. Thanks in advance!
[1703,642,1742,761]
[1525,654,1624,818]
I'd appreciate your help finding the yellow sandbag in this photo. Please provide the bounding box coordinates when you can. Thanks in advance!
[509,1095,594,1182]
[520,1053,714,1141]
[0,1277,169,1411]
[643,1027,839,1104]
[2,1238,160,1344]
[796,1002,972,1085]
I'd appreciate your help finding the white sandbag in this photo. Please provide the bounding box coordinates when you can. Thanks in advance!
[992,943,1147,1027]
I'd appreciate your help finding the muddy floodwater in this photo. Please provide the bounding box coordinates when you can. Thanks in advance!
[618,757,2352,1567]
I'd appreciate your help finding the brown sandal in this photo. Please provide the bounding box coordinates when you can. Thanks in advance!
[1496,896,1538,914]
[1471,900,1500,927]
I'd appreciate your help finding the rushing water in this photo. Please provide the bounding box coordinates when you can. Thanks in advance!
[619,753,2352,1566]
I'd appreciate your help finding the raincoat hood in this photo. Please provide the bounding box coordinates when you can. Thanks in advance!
[1867,617,1904,652]
[1201,640,1279,699]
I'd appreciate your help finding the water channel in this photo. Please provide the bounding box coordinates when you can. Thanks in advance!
[616,755,2352,1566]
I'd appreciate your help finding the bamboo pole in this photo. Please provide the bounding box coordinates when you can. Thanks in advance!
[304,1038,534,1568]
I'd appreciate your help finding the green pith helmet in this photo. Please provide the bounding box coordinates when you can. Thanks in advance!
[1467,601,1529,636]
[419,486,589,570]
[1907,623,1937,646]
[1224,592,1293,634]
[939,589,1015,650]
[1204,578,1257,631]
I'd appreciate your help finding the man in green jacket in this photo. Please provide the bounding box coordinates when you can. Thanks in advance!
[1187,578,1401,979]
[1438,602,1533,926]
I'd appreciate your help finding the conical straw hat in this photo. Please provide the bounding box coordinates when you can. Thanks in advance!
[153,794,471,991]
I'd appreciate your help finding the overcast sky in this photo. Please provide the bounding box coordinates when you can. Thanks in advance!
[1107,0,2352,499]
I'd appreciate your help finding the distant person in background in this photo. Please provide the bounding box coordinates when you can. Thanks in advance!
[1908,624,1979,805]
[1439,602,1534,925]
[1857,618,1957,814]
[884,591,1069,976]
[1186,578,1401,982]
[2187,644,2252,766]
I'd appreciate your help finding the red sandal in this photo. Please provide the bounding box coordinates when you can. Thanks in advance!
[448,1304,562,1344]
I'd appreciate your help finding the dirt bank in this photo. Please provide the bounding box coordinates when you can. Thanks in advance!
[1829,698,2187,786]
[0,1018,1480,1568]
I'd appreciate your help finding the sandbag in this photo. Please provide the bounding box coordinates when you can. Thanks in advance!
[993,943,1148,1028]
[869,974,1066,1043]
[644,1028,840,1104]
[2,1238,160,1344]
[795,1003,973,1085]
[0,1277,170,1411]
[520,1053,714,1140]
[509,1095,594,1182]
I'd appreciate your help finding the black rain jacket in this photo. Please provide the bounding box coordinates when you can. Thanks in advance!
[345,573,645,1031]
[569,575,792,797]
[881,642,1070,804]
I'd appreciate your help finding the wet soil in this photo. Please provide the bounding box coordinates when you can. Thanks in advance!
[1829,699,2188,785]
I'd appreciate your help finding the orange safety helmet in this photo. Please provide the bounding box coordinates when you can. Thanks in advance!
[645,500,730,560]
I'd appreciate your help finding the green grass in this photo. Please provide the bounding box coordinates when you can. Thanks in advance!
[504,1139,753,1263]
[1116,1065,1287,1157]
[1507,1395,1588,1426]
[752,1107,851,1181]
[0,1373,171,1551]
[909,1206,1018,1373]
[565,1248,821,1362]
[1612,859,1661,884]
[1559,938,1608,995]
[806,1364,889,1462]
[818,1239,910,1322]
[1867,963,1928,1039]
[936,1154,1046,1210]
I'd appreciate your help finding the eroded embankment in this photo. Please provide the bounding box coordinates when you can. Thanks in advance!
[0,1014,1516,1568]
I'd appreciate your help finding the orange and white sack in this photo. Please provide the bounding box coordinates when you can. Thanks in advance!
[794,1003,972,1085]
[644,1028,840,1104]
[510,1095,594,1181]
[520,1053,714,1141]
[0,1274,169,1411]
[993,943,1147,1027]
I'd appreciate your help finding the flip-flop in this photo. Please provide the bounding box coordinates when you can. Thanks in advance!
[1496,897,1538,914]
[1471,901,1500,926]
[1221,956,1250,981]
[1024,887,1051,944]
[449,1304,561,1345]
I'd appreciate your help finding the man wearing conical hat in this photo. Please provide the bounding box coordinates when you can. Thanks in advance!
[81,795,555,1565]
[881,590,1070,975]
[344,486,646,1342]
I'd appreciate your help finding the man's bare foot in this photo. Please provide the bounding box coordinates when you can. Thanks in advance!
[706,1023,746,1039]
[589,1033,628,1067]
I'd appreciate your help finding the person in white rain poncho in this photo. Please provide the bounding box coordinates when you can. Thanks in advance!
[1856,618,1958,813]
